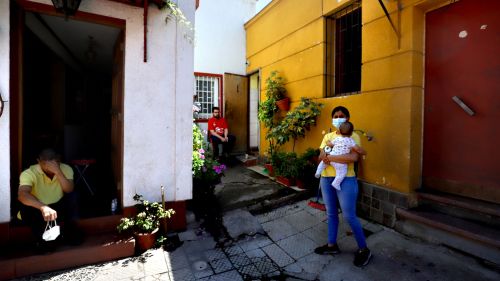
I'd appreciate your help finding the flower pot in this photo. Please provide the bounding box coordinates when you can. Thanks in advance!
[295,178,306,190]
[134,228,159,252]
[276,97,290,111]
[276,176,295,187]
[264,163,274,177]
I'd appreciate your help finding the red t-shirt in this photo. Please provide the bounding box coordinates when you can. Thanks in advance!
[208,117,228,135]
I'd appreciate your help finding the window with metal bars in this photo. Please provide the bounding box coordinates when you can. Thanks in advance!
[325,1,362,97]
[194,75,220,120]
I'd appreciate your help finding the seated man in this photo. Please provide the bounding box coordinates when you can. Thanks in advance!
[208,107,236,160]
[18,148,82,252]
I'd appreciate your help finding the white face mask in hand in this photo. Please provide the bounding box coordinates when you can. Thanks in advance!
[42,220,60,241]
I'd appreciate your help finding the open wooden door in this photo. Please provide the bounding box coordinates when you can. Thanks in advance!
[224,73,248,153]
[111,31,124,205]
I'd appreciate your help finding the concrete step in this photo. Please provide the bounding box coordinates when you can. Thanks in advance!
[0,232,135,281]
[395,208,500,265]
[417,191,500,227]
[7,215,123,244]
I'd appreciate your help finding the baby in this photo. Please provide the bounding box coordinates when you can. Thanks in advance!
[315,121,366,190]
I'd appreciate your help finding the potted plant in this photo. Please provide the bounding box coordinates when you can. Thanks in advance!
[265,71,289,111]
[191,123,227,238]
[258,71,285,161]
[274,152,300,187]
[296,148,320,189]
[268,97,324,151]
[117,194,175,251]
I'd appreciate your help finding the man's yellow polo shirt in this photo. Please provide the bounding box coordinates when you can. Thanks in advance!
[319,131,361,178]
[19,164,74,205]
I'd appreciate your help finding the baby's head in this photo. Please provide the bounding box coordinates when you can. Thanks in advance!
[339,121,354,136]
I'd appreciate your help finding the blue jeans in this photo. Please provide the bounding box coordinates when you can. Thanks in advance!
[320,176,367,249]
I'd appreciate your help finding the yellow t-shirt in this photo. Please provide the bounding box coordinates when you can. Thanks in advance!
[319,132,361,177]
[19,163,74,205]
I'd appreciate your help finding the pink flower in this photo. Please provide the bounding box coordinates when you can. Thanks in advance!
[198,148,205,154]
[200,154,205,159]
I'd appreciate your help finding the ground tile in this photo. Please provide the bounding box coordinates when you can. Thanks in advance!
[207,270,243,281]
[251,256,279,275]
[244,248,267,258]
[164,249,190,270]
[277,233,317,260]
[192,266,214,279]
[256,205,301,224]
[237,234,273,252]
[228,253,252,268]
[261,244,295,267]
[302,222,328,246]
[209,257,233,274]
[143,271,171,281]
[178,230,198,241]
[236,264,261,280]
[204,248,227,261]
[223,245,244,256]
[168,268,195,281]
[141,249,170,276]
[261,218,299,242]
[284,210,322,232]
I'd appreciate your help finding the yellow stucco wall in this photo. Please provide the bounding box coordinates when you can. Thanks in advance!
[245,0,450,193]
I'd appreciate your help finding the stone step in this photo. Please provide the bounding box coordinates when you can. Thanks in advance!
[7,215,123,244]
[417,190,500,227]
[235,154,258,167]
[0,232,135,281]
[395,208,500,265]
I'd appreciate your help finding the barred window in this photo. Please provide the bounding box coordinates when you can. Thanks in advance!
[194,75,220,120]
[326,1,362,97]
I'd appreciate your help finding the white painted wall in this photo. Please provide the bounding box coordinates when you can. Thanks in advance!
[0,0,11,222]
[0,0,194,222]
[256,0,272,13]
[194,0,257,75]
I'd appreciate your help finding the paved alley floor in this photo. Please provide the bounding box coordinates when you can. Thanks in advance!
[12,198,500,281]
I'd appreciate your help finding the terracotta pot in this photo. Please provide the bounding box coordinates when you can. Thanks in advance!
[276,97,290,111]
[276,176,295,187]
[295,179,306,190]
[264,163,274,176]
[134,228,159,251]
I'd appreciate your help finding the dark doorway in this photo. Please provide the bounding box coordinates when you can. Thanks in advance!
[10,5,124,219]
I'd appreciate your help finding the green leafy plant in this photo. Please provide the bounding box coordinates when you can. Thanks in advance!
[117,194,175,234]
[258,71,288,156]
[273,152,302,179]
[265,71,286,101]
[296,148,320,185]
[192,123,226,185]
[268,97,324,151]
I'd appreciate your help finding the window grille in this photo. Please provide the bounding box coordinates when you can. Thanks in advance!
[194,75,220,119]
[326,1,362,97]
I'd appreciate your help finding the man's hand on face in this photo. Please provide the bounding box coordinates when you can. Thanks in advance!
[40,205,57,221]
[43,160,61,175]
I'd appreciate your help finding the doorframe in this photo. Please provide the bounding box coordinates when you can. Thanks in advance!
[10,0,126,217]
[247,70,260,153]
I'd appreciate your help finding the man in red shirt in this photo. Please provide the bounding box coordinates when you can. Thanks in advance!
[208,107,236,160]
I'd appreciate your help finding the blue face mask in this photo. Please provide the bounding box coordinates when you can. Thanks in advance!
[332,118,347,128]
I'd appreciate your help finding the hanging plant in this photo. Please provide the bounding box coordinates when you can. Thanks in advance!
[155,0,195,43]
